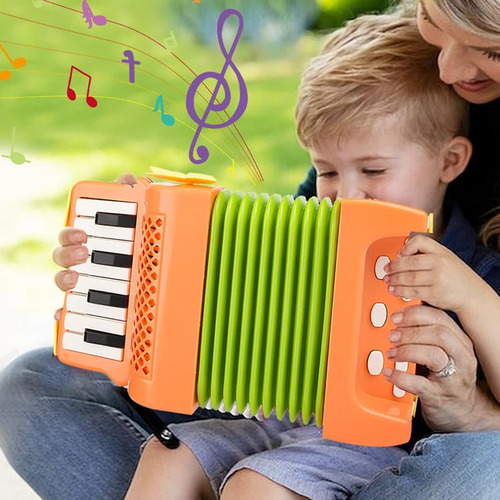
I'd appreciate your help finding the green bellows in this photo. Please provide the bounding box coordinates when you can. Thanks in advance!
[197,191,340,425]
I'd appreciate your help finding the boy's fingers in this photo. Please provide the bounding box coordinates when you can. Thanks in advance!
[54,270,79,291]
[58,227,87,246]
[397,234,442,257]
[384,254,434,275]
[385,269,435,287]
[114,173,137,185]
[52,244,88,268]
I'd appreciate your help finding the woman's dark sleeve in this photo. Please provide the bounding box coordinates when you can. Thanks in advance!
[294,166,317,199]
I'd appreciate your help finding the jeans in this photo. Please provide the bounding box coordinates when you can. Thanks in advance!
[1,348,499,500]
[0,348,240,500]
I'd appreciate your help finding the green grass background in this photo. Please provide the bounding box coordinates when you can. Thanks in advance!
[0,0,388,269]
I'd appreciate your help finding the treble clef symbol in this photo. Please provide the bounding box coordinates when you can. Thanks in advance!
[186,9,248,165]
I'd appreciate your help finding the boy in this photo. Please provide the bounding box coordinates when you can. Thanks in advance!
[126,14,500,500]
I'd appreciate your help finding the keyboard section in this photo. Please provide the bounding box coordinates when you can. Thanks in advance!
[63,197,138,361]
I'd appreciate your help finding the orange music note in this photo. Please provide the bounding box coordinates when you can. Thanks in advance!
[66,65,98,107]
[0,44,27,81]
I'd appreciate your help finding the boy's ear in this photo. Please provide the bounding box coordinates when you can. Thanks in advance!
[440,136,473,183]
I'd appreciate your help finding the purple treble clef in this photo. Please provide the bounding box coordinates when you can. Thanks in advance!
[186,9,248,165]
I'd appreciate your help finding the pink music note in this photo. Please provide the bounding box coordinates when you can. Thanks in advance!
[82,0,107,29]
[0,44,27,81]
[66,65,98,107]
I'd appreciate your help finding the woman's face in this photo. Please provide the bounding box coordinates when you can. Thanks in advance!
[417,0,500,103]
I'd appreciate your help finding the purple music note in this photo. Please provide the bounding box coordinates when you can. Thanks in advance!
[185,9,248,165]
[82,0,107,29]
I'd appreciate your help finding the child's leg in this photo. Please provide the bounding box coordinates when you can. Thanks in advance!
[126,439,214,500]
[221,468,307,500]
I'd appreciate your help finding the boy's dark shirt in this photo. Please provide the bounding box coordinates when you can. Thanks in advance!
[296,99,500,233]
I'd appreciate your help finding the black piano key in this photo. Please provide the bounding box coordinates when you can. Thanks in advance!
[96,212,137,228]
[87,289,129,308]
[84,328,126,349]
[91,250,133,268]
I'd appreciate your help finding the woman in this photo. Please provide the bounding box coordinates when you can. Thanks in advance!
[0,1,499,498]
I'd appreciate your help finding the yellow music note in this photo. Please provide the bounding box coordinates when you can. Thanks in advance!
[0,44,27,81]
[227,159,235,177]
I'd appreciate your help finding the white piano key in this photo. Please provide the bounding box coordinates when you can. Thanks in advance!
[75,198,137,217]
[74,217,135,241]
[71,257,132,281]
[84,236,134,256]
[64,312,127,336]
[66,292,128,321]
[73,274,130,296]
[62,331,123,361]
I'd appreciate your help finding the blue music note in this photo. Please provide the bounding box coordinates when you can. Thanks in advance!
[185,9,248,165]
[153,96,175,126]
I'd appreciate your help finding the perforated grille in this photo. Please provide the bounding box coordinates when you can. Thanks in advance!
[131,215,164,378]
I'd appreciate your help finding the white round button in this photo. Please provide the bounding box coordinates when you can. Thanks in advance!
[374,256,390,280]
[393,385,406,398]
[395,361,409,372]
[367,350,384,375]
[370,303,388,327]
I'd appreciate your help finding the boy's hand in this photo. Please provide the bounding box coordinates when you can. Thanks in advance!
[383,234,483,315]
[53,173,137,320]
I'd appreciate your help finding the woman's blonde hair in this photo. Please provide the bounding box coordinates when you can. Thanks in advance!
[424,0,500,40]
[479,212,500,248]
[295,14,469,153]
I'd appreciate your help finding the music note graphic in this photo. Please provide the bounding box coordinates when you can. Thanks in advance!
[66,65,98,107]
[2,127,31,165]
[163,31,177,50]
[0,44,27,81]
[227,159,235,177]
[82,0,107,29]
[185,9,248,165]
[153,96,175,126]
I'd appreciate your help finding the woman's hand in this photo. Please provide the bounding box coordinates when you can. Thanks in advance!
[383,235,487,315]
[383,305,498,432]
[53,173,137,320]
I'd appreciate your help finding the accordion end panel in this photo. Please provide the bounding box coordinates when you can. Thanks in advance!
[127,183,223,413]
[55,178,151,386]
[322,199,429,447]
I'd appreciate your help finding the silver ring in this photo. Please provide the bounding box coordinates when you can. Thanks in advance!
[433,356,456,378]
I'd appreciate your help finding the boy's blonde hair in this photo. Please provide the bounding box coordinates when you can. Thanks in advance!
[296,14,469,153]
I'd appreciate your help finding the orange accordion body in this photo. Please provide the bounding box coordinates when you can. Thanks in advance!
[55,176,431,446]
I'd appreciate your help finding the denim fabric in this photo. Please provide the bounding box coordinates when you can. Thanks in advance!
[171,419,407,499]
[0,348,240,500]
[355,431,500,500]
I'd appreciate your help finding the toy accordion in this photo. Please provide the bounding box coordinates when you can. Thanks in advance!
[55,175,431,446]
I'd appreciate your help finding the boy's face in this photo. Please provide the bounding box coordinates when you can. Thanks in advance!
[309,114,447,215]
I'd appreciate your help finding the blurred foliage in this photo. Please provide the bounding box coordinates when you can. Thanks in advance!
[168,0,319,48]
[314,0,393,30]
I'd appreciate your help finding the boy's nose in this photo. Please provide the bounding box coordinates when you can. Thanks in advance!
[438,43,479,84]
[337,184,365,199]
